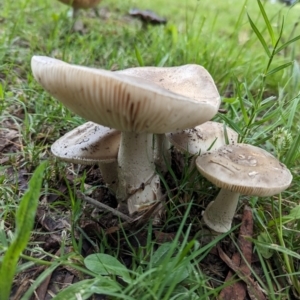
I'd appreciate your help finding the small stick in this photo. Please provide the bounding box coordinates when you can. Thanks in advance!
[76,191,134,223]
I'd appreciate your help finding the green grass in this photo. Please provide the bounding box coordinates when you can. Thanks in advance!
[1,0,300,299]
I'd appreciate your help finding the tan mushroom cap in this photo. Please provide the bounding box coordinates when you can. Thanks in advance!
[51,122,121,164]
[117,65,219,106]
[58,0,101,9]
[166,121,238,155]
[196,144,292,196]
[31,56,220,134]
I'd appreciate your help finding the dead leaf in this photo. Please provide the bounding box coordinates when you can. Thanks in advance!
[218,246,266,300]
[154,231,176,243]
[0,128,20,151]
[218,205,257,300]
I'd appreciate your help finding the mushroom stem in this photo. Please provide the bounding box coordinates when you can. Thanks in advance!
[72,7,80,18]
[202,189,240,233]
[98,161,118,193]
[116,132,162,214]
[153,134,171,173]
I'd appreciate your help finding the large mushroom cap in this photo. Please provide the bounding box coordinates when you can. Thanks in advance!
[196,144,292,196]
[117,65,218,106]
[31,56,220,134]
[166,121,238,155]
[51,121,121,164]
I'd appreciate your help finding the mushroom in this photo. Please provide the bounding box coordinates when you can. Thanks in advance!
[51,121,121,192]
[129,8,167,26]
[57,0,102,18]
[195,144,293,233]
[166,121,238,182]
[31,56,220,215]
[166,121,238,155]
[115,64,197,175]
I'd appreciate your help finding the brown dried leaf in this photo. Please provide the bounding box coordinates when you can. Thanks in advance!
[218,246,266,300]
[154,231,176,243]
[0,128,20,151]
[219,205,254,300]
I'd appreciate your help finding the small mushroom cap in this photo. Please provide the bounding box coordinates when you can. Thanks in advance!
[129,8,167,25]
[166,121,238,155]
[58,0,101,9]
[31,56,220,134]
[196,144,292,196]
[51,122,121,164]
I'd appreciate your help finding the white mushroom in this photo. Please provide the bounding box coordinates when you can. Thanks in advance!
[196,144,293,233]
[166,121,238,155]
[116,65,223,173]
[58,0,102,18]
[51,122,121,192]
[31,56,220,215]
[166,121,238,181]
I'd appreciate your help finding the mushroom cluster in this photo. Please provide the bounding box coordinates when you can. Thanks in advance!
[31,56,293,230]
[31,56,220,216]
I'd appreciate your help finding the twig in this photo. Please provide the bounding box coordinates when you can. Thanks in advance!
[76,191,134,223]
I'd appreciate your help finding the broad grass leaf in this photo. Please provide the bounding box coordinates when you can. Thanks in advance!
[254,240,300,261]
[0,162,47,300]
[286,205,300,220]
[151,242,173,267]
[268,205,300,226]
[164,262,190,285]
[84,253,131,283]
[53,277,123,300]
[169,285,199,300]
[53,279,95,300]
[256,232,274,259]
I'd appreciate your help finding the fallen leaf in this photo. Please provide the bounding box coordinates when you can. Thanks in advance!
[218,246,266,300]
[218,206,264,300]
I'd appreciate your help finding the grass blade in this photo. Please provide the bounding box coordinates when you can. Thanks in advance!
[266,61,293,77]
[247,13,271,57]
[254,240,300,261]
[134,45,144,66]
[286,94,300,130]
[283,130,300,167]
[229,77,249,125]
[21,261,60,300]
[257,0,275,46]
[0,162,47,300]
[275,34,300,54]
